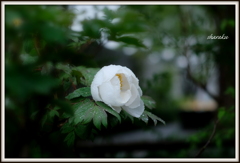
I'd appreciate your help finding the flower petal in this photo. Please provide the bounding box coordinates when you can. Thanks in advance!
[137,87,143,96]
[111,106,122,113]
[91,64,145,116]
[91,84,102,101]
[127,96,141,109]
[125,84,138,106]
[122,100,145,118]
[101,65,125,82]
[110,75,131,104]
[98,81,118,106]
[91,69,105,101]
[99,81,130,107]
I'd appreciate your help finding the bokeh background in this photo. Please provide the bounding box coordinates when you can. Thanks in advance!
[4,4,236,158]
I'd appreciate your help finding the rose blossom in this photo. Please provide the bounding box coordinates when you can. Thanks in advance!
[91,65,144,117]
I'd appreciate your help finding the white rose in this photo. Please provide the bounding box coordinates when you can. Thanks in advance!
[91,65,144,118]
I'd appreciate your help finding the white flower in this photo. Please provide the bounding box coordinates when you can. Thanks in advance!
[91,65,144,118]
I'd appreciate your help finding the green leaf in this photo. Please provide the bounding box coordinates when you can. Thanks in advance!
[49,109,59,118]
[56,63,72,75]
[216,138,222,148]
[115,36,146,48]
[90,129,99,141]
[72,99,95,124]
[72,66,100,86]
[144,111,165,125]
[64,131,75,146]
[62,79,72,91]
[109,116,120,128]
[218,107,225,120]
[71,69,84,85]
[139,111,149,124]
[225,87,235,98]
[72,101,108,129]
[65,87,91,100]
[96,101,121,122]
[141,96,156,109]
[54,100,73,117]
[102,7,116,21]
[92,105,108,130]
[121,110,134,123]
[70,98,108,130]
[41,114,48,127]
[74,124,89,139]
[61,122,74,134]
[30,110,39,120]
[81,19,102,39]
[80,106,95,124]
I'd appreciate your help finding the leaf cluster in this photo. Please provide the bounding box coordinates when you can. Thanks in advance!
[5,5,165,154]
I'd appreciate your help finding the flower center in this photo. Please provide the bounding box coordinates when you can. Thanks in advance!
[115,73,123,89]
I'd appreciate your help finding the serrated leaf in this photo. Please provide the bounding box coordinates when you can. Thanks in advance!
[89,129,98,141]
[69,99,108,129]
[64,131,75,146]
[41,114,48,127]
[121,110,134,123]
[92,105,108,130]
[54,100,73,116]
[72,67,100,86]
[144,111,165,125]
[49,109,59,118]
[65,87,91,100]
[74,124,89,139]
[68,117,74,124]
[61,122,74,134]
[81,106,95,124]
[62,80,72,91]
[71,69,84,85]
[53,106,60,110]
[140,112,149,124]
[81,19,102,39]
[96,101,121,122]
[72,99,95,124]
[141,96,156,109]
[109,116,120,127]
[30,110,39,120]
[56,63,71,75]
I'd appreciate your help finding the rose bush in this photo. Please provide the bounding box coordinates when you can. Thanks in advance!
[91,65,144,117]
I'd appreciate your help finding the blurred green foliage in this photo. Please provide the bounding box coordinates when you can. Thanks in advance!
[4,5,163,158]
[4,4,235,158]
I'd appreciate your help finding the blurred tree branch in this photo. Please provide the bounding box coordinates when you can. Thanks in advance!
[194,118,219,157]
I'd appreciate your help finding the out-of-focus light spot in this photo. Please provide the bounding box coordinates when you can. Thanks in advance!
[104,41,120,50]
[162,36,172,45]
[143,38,153,48]
[162,49,174,61]
[112,18,121,24]
[188,36,197,46]
[176,56,187,68]
[148,52,161,64]
[13,18,22,27]
[70,5,120,32]
[189,54,198,65]
[123,47,137,56]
